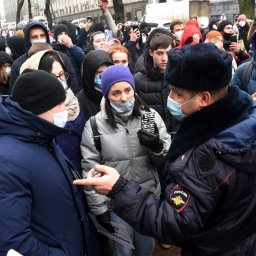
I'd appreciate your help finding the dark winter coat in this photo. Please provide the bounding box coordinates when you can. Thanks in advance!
[53,43,84,93]
[76,49,113,118]
[134,54,178,133]
[0,82,9,95]
[9,22,77,93]
[0,96,102,256]
[56,109,85,174]
[109,86,256,255]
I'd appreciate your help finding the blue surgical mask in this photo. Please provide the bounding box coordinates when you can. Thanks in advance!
[61,80,68,90]
[30,39,47,44]
[110,97,135,114]
[94,75,102,87]
[48,110,68,128]
[167,94,198,121]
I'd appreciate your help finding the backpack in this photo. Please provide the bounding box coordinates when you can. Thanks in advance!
[90,116,101,153]
[241,60,253,92]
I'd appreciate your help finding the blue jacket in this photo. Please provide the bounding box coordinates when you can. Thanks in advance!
[56,109,85,174]
[109,86,256,255]
[0,97,101,256]
[231,57,256,94]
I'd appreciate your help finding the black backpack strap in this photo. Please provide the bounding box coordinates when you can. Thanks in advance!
[90,116,101,153]
[241,60,253,92]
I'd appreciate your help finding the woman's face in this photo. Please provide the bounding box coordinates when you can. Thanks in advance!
[108,81,134,102]
[51,61,65,81]
[112,51,129,66]
[92,33,106,49]
[0,62,11,82]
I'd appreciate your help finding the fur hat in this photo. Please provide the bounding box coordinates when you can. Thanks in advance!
[165,43,232,91]
[100,65,135,97]
[12,70,66,114]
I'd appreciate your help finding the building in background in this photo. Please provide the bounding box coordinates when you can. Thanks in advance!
[0,0,254,27]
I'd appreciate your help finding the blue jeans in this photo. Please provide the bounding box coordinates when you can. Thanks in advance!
[109,212,155,256]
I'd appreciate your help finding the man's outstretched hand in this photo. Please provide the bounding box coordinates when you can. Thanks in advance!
[73,165,120,195]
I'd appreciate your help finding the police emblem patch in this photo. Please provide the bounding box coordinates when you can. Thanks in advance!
[169,186,190,213]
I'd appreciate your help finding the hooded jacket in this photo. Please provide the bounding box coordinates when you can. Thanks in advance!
[134,52,178,133]
[9,22,76,93]
[52,23,85,93]
[231,32,256,93]
[178,25,203,48]
[0,97,102,256]
[76,50,113,118]
[108,86,256,255]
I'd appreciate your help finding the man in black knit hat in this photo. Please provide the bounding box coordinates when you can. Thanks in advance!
[74,43,256,255]
[0,70,102,256]
[217,19,250,65]
[53,23,85,93]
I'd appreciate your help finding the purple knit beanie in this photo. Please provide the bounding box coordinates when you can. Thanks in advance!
[100,65,135,97]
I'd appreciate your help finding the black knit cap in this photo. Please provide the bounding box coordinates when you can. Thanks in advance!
[165,43,232,91]
[89,23,105,33]
[12,70,66,115]
[217,20,233,32]
[0,51,13,66]
[54,24,70,40]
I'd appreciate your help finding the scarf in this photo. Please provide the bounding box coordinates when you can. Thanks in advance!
[65,88,80,122]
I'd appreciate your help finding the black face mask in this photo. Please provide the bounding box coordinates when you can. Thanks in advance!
[223,32,232,40]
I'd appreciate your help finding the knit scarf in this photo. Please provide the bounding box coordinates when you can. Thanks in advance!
[65,88,80,122]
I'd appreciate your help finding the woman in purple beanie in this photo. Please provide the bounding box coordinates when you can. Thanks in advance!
[80,64,171,256]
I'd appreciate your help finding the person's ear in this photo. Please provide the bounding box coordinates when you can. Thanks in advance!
[199,91,212,108]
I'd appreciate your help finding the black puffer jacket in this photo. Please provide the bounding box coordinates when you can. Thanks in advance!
[134,54,178,133]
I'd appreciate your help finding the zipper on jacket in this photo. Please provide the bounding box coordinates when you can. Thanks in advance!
[117,118,136,178]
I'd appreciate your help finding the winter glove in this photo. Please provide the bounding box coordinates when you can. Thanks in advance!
[96,211,115,233]
[137,124,163,153]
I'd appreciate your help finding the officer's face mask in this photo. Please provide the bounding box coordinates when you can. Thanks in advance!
[167,94,198,121]
[48,109,68,128]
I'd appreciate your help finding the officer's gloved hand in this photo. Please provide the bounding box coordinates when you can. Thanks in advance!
[137,124,163,153]
[96,211,115,233]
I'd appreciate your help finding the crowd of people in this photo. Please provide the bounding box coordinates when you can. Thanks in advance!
[1,1,256,255]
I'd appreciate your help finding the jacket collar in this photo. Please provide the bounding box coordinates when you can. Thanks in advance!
[167,86,253,161]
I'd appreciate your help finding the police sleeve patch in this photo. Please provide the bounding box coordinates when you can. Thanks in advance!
[169,185,190,213]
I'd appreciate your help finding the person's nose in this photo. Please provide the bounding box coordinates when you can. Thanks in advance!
[120,93,128,102]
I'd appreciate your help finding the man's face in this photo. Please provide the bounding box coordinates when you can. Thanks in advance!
[172,24,184,34]
[29,28,47,42]
[149,45,172,70]
[169,86,201,116]
[223,25,233,35]
[57,31,68,39]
